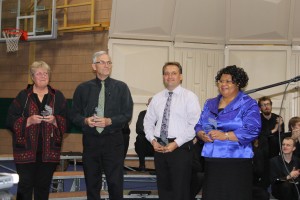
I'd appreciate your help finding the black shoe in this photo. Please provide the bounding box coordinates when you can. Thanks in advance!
[149,170,156,175]
[138,165,146,172]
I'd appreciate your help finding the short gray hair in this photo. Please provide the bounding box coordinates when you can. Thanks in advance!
[92,51,110,63]
[30,61,51,77]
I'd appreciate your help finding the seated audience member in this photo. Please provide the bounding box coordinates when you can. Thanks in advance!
[252,186,269,200]
[270,137,300,200]
[123,123,131,159]
[258,96,285,159]
[252,138,270,200]
[134,98,154,171]
[190,138,204,200]
[256,96,284,197]
[286,116,300,157]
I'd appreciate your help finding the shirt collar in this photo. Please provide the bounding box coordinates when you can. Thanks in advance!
[95,76,111,86]
[164,85,182,96]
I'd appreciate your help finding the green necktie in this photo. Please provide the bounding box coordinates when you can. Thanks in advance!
[96,81,105,133]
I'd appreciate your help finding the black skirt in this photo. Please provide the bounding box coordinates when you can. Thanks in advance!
[202,158,253,200]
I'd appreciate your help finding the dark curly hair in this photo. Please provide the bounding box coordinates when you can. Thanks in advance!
[215,65,249,90]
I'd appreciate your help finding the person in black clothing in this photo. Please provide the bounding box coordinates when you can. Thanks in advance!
[70,51,133,200]
[190,138,204,200]
[123,123,131,159]
[254,96,285,193]
[134,97,154,171]
[258,96,285,159]
[286,116,300,157]
[252,139,270,200]
[270,137,300,200]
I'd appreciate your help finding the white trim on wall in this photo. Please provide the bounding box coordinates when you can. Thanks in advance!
[225,45,298,130]
[108,38,300,149]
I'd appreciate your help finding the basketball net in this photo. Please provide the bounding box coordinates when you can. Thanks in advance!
[2,29,26,53]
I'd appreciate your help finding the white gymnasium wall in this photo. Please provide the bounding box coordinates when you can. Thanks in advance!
[107,0,300,151]
[291,48,300,118]
[173,43,224,105]
[108,39,171,151]
[109,0,300,45]
[108,39,225,150]
[225,46,294,128]
[109,39,300,150]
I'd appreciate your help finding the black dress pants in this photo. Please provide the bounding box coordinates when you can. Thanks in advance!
[268,136,280,158]
[272,181,300,200]
[154,140,193,200]
[16,160,57,200]
[122,124,131,158]
[83,131,124,200]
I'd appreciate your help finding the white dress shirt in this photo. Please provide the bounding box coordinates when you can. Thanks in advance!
[144,85,201,147]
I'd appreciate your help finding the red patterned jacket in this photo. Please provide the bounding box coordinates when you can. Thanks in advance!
[6,85,67,163]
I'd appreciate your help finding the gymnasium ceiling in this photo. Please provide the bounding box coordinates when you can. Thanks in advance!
[109,0,300,46]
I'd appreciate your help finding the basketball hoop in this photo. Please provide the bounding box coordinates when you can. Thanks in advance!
[2,28,28,53]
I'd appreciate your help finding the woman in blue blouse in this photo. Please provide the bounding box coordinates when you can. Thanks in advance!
[195,65,261,200]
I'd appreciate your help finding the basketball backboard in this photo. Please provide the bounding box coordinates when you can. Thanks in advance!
[0,0,57,42]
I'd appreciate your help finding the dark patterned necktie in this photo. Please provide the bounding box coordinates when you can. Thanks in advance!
[96,81,105,133]
[160,92,173,145]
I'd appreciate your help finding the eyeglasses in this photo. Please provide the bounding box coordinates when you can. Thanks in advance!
[94,60,112,66]
[217,80,234,84]
[33,72,49,77]
[260,103,271,108]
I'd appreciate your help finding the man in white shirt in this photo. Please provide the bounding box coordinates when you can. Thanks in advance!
[144,61,201,200]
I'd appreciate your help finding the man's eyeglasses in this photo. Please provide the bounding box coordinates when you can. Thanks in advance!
[217,80,234,84]
[33,72,49,77]
[260,103,271,108]
[94,60,112,66]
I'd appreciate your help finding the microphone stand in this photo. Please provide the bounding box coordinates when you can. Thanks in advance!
[245,75,300,94]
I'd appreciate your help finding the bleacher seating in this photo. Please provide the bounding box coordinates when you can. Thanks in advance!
[49,151,158,199]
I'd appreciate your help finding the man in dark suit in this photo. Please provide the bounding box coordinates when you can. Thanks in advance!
[134,97,154,171]
[71,51,133,200]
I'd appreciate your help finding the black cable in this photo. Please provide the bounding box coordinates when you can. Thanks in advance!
[246,75,300,199]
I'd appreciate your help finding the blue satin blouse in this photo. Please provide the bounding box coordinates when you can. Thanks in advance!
[195,91,261,158]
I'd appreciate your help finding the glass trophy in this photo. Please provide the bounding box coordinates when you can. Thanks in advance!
[41,105,53,117]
